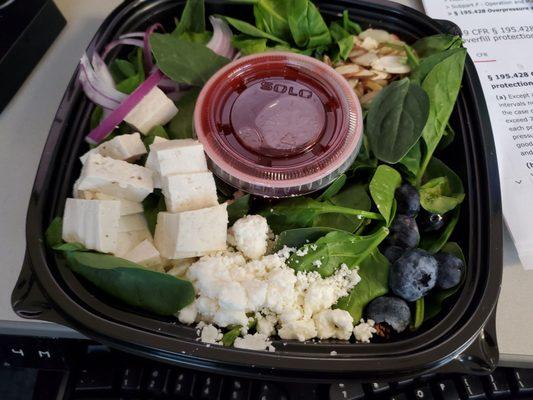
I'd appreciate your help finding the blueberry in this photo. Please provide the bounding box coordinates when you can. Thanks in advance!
[417,209,445,232]
[367,296,411,333]
[395,184,420,217]
[382,245,405,264]
[435,252,464,289]
[385,214,420,249]
[389,248,438,301]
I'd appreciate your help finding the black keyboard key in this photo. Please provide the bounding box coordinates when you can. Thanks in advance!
[395,379,414,389]
[225,379,250,400]
[511,368,533,396]
[458,376,486,400]
[367,381,390,395]
[120,367,143,392]
[173,370,195,398]
[389,394,408,400]
[145,367,170,395]
[413,385,434,399]
[329,382,365,400]
[196,374,222,399]
[75,368,114,392]
[256,382,288,400]
[485,370,510,398]
[434,379,460,400]
[418,373,436,383]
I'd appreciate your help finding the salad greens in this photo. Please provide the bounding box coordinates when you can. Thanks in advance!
[167,88,201,140]
[369,165,402,226]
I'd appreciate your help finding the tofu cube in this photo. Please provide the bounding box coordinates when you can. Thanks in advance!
[119,213,148,232]
[123,239,163,271]
[80,132,147,164]
[115,228,152,257]
[62,198,121,253]
[154,204,228,259]
[162,172,218,213]
[74,190,143,216]
[124,87,178,134]
[145,139,208,188]
[77,154,154,202]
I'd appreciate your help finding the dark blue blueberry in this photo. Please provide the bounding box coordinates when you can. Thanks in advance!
[385,214,420,249]
[367,296,411,333]
[417,209,445,232]
[395,184,420,217]
[382,245,405,264]
[435,252,464,289]
[389,248,438,302]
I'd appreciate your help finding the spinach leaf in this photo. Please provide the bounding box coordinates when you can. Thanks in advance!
[150,34,230,86]
[287,228,389,277]
[329,22,354,61]
[223,16,289,45]
[424,242,466,321]
[411,297,425,331]
[273,227,339,252]
[313,184,371,232]
[222,325,242,347]
[411,48,464,85]
[420,206,460,254]
[412,34,463,58]
[173,0,206,37]
[142,191,166,235]
[228,195,251,226]
[89,106,104,130]
[253,0,291,42]
[178,31,212,44]
[336,249,389,321]
[115,49,145,94]
[54,242,87,252]
[232,35,268,55]
[167,88,201,139]
[287,0,332,48]
[417,49,467,183]
[398,142,421,182]
[113,59,136,78]
[65,251,194,316]
[420,158,464,214]
[369,165,402,225]
[366,78,430,164]
[261,197,383,234]
[143,125,170,149]
[45,217,63,248]
[316,174,347,202]
[342,10,362,35]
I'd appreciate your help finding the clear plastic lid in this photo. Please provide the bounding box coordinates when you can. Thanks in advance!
[194,52,363,197]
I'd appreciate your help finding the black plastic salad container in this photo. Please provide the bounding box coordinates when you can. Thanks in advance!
[12,0,502,382]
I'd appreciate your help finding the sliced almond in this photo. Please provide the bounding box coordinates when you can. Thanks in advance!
[373,79,390,87]
[351,52,379,67]
[370,71,390,81]
[359,29,392,43]
[347,78,360,89]
[360,90,379,106]
[365,80,384,91]
[335,64,361,78]
[352,68,375,78]
[361,37,379,51]
[354,82,365,98]
[371,55,411,74]
[323,55,332,67]
[348,48,366,58]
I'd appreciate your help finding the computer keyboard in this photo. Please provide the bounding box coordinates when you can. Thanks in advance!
[1,338,533,400]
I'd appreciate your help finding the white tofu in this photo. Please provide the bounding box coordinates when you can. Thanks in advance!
[80,133,147,164]
[115,228,152,257]
[74,191,143,216]
[162,172,218,213]
[154,204,228,259]
[119,213,148,232]
[77,154,154,202]
[152,136,169,145]
[124,87,178,134]
[62,198,121,253]
[123,239,163,271]
[145,139,208,188]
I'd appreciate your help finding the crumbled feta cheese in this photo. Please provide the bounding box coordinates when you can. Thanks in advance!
[154,204,228,259]
[122,239,162,271]
[295,247,309,257]
[80,132,146,164]
[353,319,377,343]
[278,319,317,341]
[200,324,222,344]
[312,259,322,268]
[62,198,120,253]
[276,246,296,261]
[77,154,154,202]
[330,350,338,356]
[161,171,218,213]
[314,309,354,340]
[124,87,178,134]
[227,215,270,260]
[178,303,198,325]
[256,313,277,337]
[234,333,274,352]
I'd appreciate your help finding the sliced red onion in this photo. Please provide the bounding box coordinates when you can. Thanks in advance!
[207,16,235,59]
[86,69,164,144]
[143,23,164,71]
[102,38,144,59]
[91,53,115,88]
[119,32,145,39]
[79,54,126,109]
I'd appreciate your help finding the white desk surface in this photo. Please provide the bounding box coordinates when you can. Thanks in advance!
[0,0,532,366]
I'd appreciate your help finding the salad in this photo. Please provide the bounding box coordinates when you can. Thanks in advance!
[46,0,468,351]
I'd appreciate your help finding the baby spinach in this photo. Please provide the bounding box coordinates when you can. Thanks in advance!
[173,0,206,37]
[287,0,331,49]
[316,174,347,202]
[398,142,421,182]
[410,297,425,331]
[45,217,64,248]
[228,195,251,226]
[232,35,268,54]
[313,184,371,232]
[412,34,463,58]
[54,242,87,252]
[167,88,201,140]
[273,227,339,252]
[417,48,467,184]
[222,325,242,347]
[143,125,169,149]
[262,197,383,234]
[420,206,460,254]
[424,242,466,321]
[369,165,402,226]
[336,249,390,321]
[65,251,195,316]
[341,10,362,35]
[223,16,289,45]
[420,158,465,214]
[329,22,354,61]
[287,227,389,277]
[411,48,464,85]
[366,78,430,164]
[253,0,291,42]
[142,191,166,235]
[150,34,230,86]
